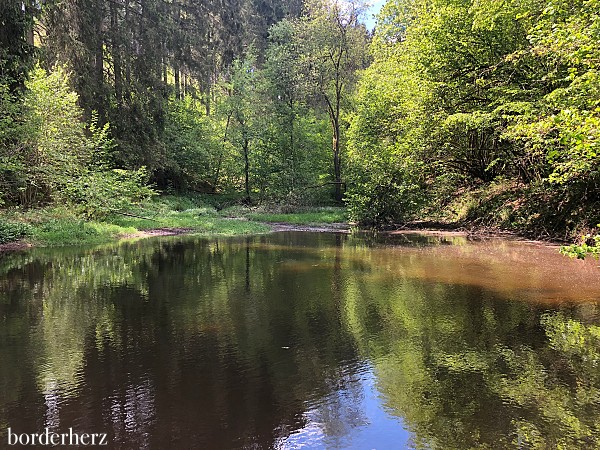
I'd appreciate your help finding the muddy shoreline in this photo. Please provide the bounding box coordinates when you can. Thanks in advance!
[0,220,576,254]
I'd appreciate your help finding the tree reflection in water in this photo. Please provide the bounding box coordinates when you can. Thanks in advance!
[0,232,599,448]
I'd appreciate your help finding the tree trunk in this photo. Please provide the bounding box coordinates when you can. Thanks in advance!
[332,117,342,202]
[243,137,250,203]
[94,1,105,122]
[174,67,180,100]
[124,0,131,98]
[289,98,296,191]
[203,73,211,115]
[110,0,123,106]
[214,112,231,189]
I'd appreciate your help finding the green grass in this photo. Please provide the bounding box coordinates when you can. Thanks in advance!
[0,197,269,247]
[224,206,348,225]
[108,208,269,236]
[30,219,136,246]
[106,195,270,235]
[0,196,347,248]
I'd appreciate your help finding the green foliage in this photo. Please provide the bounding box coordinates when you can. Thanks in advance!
[163,96,222,191]
[21,65,97,204]
[244,207,348,224]
[65,167,156,219]
[346,156,426,225]
[346,0,600,230]
[0,80,27,206]
[561,225,600,260]
[0,220,31,244]
[16,66,154,218]
[293,0,370,201]
[2,0,599,235]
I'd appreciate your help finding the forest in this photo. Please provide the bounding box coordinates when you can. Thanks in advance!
[1,0,599,248]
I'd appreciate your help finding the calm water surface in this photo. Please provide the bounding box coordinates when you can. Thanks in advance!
[1,231,600,449]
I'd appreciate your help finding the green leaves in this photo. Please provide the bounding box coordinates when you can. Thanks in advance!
[0,220,31,245]
[1,65,155,218]
[560,225,600,260]
[346,0,600,230]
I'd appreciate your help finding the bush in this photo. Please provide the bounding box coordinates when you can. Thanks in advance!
[561,226,600,260]
[65,167,155,219]
[346,157,426,226]
[12,65,156,217]
[0,220,31,244]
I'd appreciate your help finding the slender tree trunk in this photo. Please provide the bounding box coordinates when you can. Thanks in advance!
[289,98,295,191]
[243,137,250,203]
[214,112,232,189]
[110,0,123,106]
[23,0,34,45]
[332,117,342,202]
[324,87,344,202]
[94,1,105,122]
[205,81,211,115]
[124,0,131,99]
[174,67,180,99]
[162,40,168,86]
[173,3,181,100]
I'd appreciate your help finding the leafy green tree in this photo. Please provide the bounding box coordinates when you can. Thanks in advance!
[20,65,153,217]
[251,19,332,203]
[221,56,262,202]
[347,0,599,230]
[346,16,430,224]
[293,0,370,202]
[162,96,223,192]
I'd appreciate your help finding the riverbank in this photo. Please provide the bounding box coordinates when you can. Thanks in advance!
[0,196,349,251]
[1,192,596,257]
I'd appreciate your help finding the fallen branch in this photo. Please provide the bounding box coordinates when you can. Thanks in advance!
[117,212,159,222]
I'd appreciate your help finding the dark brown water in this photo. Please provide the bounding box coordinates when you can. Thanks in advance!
[1,231,600,449]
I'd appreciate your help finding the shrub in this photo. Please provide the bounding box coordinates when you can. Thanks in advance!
[0,220,31,244]
[346,156,426,226]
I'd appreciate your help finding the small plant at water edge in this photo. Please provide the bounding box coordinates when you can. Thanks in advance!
[0,221,32,244]
[560,226,600,260]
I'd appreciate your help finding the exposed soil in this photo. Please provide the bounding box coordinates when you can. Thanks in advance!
[120,227,195,239]
[0,241,33,253]
[0,220,578,255]
[383,220,574,245]
[268,222,351,233]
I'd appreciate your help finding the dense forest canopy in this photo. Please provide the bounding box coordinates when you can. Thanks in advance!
[1,0,599,237]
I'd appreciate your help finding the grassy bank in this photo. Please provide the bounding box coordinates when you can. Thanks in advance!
[220,205,348,225]
[0,196,348,248]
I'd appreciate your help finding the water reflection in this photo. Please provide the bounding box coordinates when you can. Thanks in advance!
[0,232,599,448]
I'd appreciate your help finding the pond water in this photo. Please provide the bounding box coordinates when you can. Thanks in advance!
[1,231,600,449]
